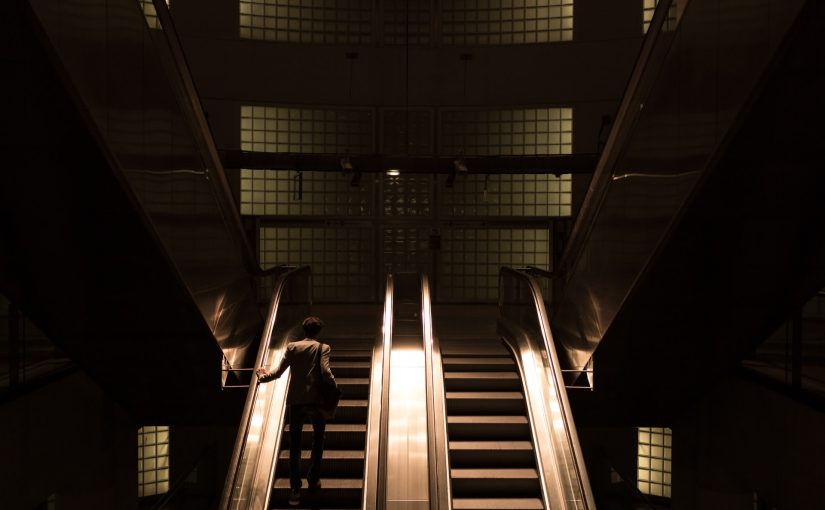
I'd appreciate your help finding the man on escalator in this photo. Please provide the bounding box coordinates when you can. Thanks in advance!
[256,316,337,506]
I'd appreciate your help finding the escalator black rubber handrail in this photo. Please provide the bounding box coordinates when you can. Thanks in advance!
[150,0,259,275]
[220,265,312,510]
[421,275,452,510]
[499,266,596,509]
[558,0,680,275]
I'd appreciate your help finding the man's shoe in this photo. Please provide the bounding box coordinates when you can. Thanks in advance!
[308,480,322,493]
[288,488,301,506]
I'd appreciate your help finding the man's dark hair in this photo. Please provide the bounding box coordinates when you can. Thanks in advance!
[302,316,324,338]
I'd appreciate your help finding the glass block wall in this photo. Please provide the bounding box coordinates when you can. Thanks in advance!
[438,228,550,301]
[239,0,373,43]
[138,426,170,497]
[259,226,375,301]
[382,174,433,217]
[637,427,672,498]
[241,105,572,302]
[441,108,573,156]
[441,0,574,45]
[240,169,373,216]
[438,174,572,217]
[240,106,374,154]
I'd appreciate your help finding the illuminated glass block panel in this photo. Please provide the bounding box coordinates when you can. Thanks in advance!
[438,173,572,217]
[438,227,550,302]
[240,105,373,155]
[442,0,573,45]
[240,169,373,216]
[382,173,432,217]
[643,0,678,33]
[441,108,573,156]
[637,427,672,498]
[239,0,372,44]
[259,226,375,301]
[138,426,170,497]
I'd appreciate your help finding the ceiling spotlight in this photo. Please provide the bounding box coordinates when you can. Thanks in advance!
[386,169,401,176]
[340,156,353,172]
[453,158,468,173]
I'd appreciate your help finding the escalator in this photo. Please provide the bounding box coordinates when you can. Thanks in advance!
[430,268,594,510]
[222,274,390,510]
[271,337,373,508]
[441,337,543,510]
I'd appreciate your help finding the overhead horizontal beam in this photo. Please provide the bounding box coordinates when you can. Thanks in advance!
[221,151,598,174]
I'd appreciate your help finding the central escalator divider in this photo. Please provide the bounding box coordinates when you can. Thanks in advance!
[442,338,545,510]
[271,338,373,509]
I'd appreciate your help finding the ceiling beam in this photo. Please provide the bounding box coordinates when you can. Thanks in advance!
[221,151,598,174]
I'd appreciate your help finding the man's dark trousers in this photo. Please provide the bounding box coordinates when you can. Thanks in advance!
[289,404,326,490]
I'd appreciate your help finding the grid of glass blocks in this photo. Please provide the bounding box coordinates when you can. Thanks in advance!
[637,427,672,498]
[382,227,432,273]
[441,108,573,156]
[381,110,433,155]
[382,174,432,217]
[438,227,550,301]
[259,226,374,301]
[441,0,573,45]
[439,173,572,217]
[240,105,374,154]
[140,0,169,30]
[240,169,373,216]
[382,0,432,44]
[643,0,678,33]
[138,426,170,497]
[239,0,373,43]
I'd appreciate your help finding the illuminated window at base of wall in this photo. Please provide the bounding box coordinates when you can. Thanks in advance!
[637,427,672,498]
[139,426,170,497]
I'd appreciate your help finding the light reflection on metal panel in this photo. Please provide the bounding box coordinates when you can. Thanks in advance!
[553,0,808,371]
[499,268,595,510]
[26,0,263,371]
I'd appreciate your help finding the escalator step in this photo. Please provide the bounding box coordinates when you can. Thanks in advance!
[445,372,521,391]
[449,441,535,468]
[284,424,366,433]
[451,469,540,497]
[441,344,512,357]
[447,416,530,440]
[452,498,544,510]
[278,450,364,460]
[273,478,363,489]
[446,392,525,414]
[443,357,516,371]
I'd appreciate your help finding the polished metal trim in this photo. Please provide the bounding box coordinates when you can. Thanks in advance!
[220,266,311,510]
[421,275,452,510]
[364,275,393,510]
[150,0,258,272]
[558,0,678,275]
[498,267,596,510]
[384,274,430,510]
